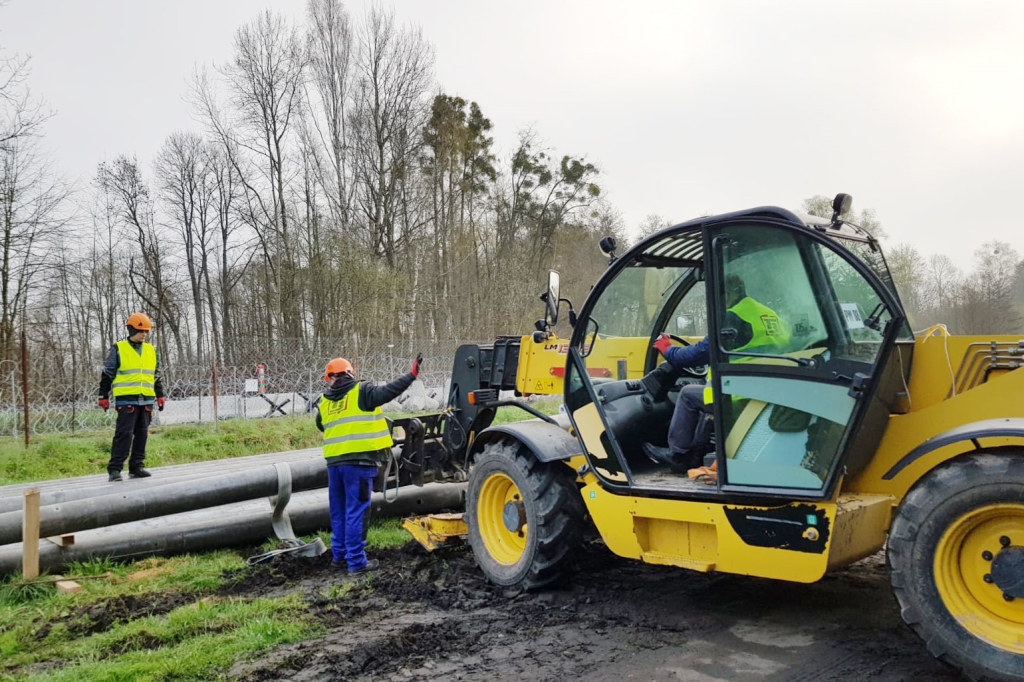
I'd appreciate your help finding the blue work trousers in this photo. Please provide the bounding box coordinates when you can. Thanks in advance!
[668,384,711,455]
[327,463,378,571]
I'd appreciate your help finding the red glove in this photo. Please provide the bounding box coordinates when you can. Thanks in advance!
[411,353,423,378]
[653,333,673,356]
[98,398,109,411]
[157,397,166,411]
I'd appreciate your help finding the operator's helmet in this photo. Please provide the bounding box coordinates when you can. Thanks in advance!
[324,358,354,381]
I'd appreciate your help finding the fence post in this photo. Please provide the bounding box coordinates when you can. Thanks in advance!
[20,327,29,448]
[9,370,17,438]
[211,350,219,431]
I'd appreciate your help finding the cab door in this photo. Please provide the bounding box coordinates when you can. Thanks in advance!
[705,221,906,497]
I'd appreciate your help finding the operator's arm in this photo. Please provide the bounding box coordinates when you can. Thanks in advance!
[662,337,710,370]
[98,345,119,397]
[359,373,415,411]
[315,411,324,432]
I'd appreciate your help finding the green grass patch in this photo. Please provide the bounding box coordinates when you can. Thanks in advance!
[0,416,323,486]
[0,549,316,681]
[12,595,313,682]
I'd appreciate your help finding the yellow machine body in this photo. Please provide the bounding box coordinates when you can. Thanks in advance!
[560,333,1024,582]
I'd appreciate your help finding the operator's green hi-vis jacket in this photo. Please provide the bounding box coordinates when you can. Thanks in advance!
[319,382,394,461]
[111,340,157,398]
[704,297,791,404]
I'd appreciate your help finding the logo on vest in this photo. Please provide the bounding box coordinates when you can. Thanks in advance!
[761,315,782,337]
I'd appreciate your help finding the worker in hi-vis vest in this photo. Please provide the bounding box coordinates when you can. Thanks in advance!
[316,353,421,574]
[644,274,790,472]
[98,312,166,482]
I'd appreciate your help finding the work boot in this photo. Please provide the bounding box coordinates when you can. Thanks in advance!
[642,443,699,474]
[128,468,152,479]
[642,443,675,466]
[349,558,379,575]
[108,470,123,482]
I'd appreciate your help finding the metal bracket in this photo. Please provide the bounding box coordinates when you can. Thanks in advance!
[270,462,295,541]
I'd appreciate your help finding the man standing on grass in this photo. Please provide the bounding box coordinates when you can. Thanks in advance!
[316,353,421,575]
[98,312,165,482]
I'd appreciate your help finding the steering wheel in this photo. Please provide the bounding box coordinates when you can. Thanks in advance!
[666,334,708,379]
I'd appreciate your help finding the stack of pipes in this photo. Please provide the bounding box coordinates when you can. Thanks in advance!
[0,448,465,576]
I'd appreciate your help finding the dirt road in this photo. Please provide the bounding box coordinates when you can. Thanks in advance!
[224,542,962,682]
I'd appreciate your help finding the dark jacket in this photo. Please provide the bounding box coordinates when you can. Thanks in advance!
[315,372,416,466]
[98,337,165,406]
[663,337,710,371]
[661,311,754,372]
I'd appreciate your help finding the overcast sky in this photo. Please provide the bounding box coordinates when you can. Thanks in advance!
[3,0,1023,269]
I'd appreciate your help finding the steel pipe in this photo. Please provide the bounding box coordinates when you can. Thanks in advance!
[0,458,328,545]
[0,448,324,507]
[0,483,466,576]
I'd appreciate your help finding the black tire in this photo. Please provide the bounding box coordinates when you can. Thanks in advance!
[466,440,585,591]
[888,452,1024,682]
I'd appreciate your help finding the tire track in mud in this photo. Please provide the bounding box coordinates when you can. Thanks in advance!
[224,543,964,682]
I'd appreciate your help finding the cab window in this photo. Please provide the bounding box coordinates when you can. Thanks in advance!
[713,224,895,491]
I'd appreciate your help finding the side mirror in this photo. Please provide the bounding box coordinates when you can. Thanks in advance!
[545,271,560,326]
[582,317,599,357]
[599,236,618,262]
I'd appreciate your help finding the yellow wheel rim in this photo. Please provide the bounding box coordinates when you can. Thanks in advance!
[934,503,1024,653]
[477,472,528,566]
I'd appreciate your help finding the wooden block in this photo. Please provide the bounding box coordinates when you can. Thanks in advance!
[22,488,40,580]
[46,534,75,547]
[54,579,82,594]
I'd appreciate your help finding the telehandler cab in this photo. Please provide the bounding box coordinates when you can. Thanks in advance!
[396,194,1024,682]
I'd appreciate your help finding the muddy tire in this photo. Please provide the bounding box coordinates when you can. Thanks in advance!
[888,452,1024,682]
[466,441,584,591]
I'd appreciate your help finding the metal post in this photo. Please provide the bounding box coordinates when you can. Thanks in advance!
[20,326,29,448]
[10,370,17,438]
[211,331,219,431]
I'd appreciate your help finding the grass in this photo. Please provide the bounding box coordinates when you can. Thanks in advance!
[0,521,414,682]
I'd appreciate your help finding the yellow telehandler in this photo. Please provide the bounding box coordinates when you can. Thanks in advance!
[396,194,1024,681]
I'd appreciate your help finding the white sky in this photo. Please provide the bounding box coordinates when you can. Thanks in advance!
[3,0,1023,270]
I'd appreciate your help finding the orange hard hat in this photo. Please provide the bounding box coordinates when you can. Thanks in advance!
[125,312,153,331]
[324,358,353,380]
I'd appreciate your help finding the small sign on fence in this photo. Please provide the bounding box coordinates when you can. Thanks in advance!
[243,379,259,394]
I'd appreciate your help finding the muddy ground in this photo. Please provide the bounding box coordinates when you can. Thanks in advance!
[215,541,962,682]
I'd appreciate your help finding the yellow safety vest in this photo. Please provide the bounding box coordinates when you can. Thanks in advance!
[319,382,394,459]
[111,340,157,398]
[704,298,789,404]
[728,297,790,353]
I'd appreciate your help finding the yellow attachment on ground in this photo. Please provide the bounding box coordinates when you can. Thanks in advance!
[933,502,1024,653]
[401,513,468,552]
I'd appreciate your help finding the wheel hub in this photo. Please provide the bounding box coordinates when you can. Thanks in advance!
[991,546,1024,599]
[502,500,526,533]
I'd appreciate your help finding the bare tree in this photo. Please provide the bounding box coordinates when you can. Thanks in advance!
[96,156,185,360]
[306,0,355,230]
[0,136,71,361]
[350,5,433,265]
[155,131,220,362]
[191,10,308,345]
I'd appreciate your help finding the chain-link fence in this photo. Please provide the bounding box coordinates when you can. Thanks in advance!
[0,339,477,437]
